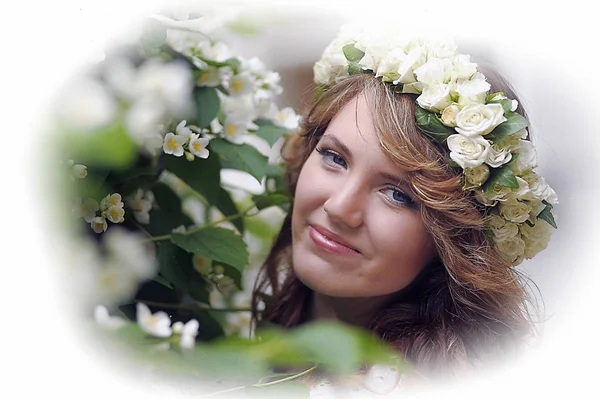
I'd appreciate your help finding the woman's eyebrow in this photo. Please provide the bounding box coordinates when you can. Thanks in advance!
[379,171,412,190]
[320,133,351,156]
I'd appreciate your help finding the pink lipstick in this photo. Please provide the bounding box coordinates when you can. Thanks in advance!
[309,225,360,256]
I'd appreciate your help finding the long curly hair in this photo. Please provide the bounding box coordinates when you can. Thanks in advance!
[252,72,540,377]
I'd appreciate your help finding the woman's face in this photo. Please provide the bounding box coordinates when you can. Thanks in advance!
[291,93,437,298]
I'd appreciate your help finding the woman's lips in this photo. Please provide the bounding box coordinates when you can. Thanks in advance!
[308,225,360,256]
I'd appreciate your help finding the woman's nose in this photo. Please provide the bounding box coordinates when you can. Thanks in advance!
[323,176,366,229]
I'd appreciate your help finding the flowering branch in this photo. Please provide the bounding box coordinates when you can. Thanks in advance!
[145,203,258,243]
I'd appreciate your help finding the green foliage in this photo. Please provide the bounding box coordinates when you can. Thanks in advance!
[538,200,558,228]
[171,227,249,271]
[216,187,245,233]
[164,153,221,205]
[253,193,290,210]
[195,86,221,128]
[482,161,519,194]
[490,111,529,144]
[60,123,138,169]
[255,123,289,146]
[210,138,270,183]
[342,44,365,62]
[488,98,514,113]
[414,106,455,144]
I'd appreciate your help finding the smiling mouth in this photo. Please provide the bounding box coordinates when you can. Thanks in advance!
[308,225,361,256]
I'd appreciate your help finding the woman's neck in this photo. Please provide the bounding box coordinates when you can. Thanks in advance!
[309,292,397,328]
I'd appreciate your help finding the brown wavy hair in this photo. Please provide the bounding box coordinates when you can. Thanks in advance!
[252,72,539,377]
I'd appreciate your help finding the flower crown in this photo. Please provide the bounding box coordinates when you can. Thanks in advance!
[313,26,558,266]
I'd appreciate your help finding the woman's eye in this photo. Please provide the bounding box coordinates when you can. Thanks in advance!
[316,147,347,168]
[384,187,413,206]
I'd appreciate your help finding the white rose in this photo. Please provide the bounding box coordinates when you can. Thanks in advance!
[496,235,526,265]
[485,145,512,168]
[396,45,426,84]
[447,134,491,169]
[416,83,452,112]
[314,60,333,85]
[502,128,529,151]
[463,164,490,188]
[426,39,457,59]
[521,172,559,205]
[521,221,553,259]
[488,215,519,242]
[512,140,538,173]
[441,104,460,127]
[414,58,452,85]
[499,199,532,223]
[375,47,407,82]
[456,76,491,99]
[507,176,533,201]
[455,72,490,106]
[451,54,478,80]
[455,103,507,136]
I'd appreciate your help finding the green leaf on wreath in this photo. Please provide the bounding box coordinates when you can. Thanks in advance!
[210,138,269,183]
[490,111,529,144]
[482,162,519,194]
[163,153,221,205]
[347,63,362,75]
[488,98,514,113]
[538,200,558,229]
[414,106,455,144]
[171,227,249,271]
[342,44,365,62]
[216,187,244,233]
[195,86,221,128]
[256,124,289,146]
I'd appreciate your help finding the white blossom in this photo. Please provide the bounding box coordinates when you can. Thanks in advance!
[94,305,126,330]
[188,134,210,159]
[79,198,100,223]
[101,193,124,210]
[273,107,301,130]
[173,319,199,349]
[90,216,108,233]
[72,164,88,179]
[175,120,192,137]
[163,132,187,156]
[136,303,172,338]
[222,121,249,144]
[106,205,125,224]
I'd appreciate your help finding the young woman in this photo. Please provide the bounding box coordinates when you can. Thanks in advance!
[252,28,557,380]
